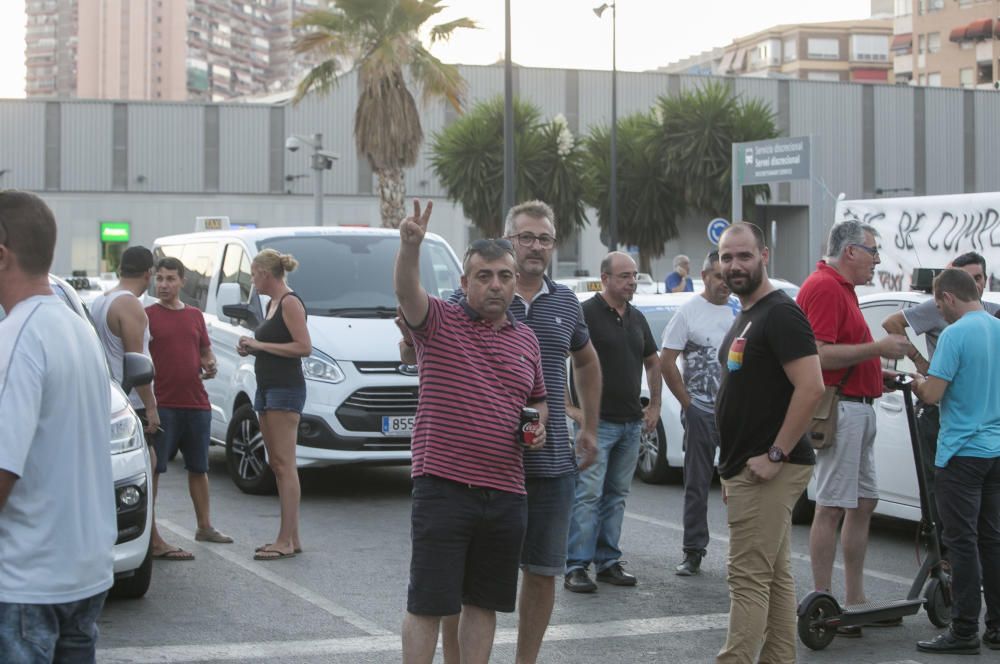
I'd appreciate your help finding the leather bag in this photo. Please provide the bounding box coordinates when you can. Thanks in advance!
[806,368,853,450]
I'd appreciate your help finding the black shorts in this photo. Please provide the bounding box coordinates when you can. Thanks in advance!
[407,476,527,616]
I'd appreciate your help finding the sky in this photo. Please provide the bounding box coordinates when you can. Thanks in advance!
[0,0,875,99]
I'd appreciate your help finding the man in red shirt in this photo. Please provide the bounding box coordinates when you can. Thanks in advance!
[146,257,231,560]
[797,220,909,635]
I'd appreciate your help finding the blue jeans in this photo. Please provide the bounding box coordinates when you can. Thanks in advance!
[0,591,107,664]
[566,419,642,573]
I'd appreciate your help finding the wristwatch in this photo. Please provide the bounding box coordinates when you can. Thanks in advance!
[767,445,789,463]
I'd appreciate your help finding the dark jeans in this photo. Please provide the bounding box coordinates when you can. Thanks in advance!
[0,591,107,664]
[682,405,719,557]
[935,456,1000,637]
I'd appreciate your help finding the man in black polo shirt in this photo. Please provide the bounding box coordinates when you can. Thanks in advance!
[565,251,660,592]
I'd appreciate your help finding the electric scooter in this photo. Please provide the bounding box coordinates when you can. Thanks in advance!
[796,373,951,651]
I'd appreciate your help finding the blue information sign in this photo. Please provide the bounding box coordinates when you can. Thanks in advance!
[707,218,729,245]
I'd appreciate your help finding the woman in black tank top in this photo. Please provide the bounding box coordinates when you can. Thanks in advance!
[237,249,312,561]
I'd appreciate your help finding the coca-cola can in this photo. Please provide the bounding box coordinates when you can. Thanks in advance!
[519,407,541,446]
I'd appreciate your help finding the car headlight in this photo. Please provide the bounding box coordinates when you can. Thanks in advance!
[110,412,143,455]
[302,350,345,384]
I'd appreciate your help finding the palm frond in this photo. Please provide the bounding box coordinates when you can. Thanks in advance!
[410,44,466,112]
[430,18,479,43]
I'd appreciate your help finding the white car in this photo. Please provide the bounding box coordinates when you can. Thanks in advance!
[152,226,463,494]
[4,276,156,598]
[792,289,1000,524]
[557,273,659,295]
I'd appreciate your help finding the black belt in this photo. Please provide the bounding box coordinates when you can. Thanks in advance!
[841,395,875,405]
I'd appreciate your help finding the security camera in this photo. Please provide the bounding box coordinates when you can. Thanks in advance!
[317,150,340,161]
[285,136,304,153]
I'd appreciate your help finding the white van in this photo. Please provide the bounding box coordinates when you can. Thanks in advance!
[151,227,463,494]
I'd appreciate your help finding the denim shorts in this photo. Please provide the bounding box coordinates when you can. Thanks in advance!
[407,476,527,616]
[155,407,212,474]
[0,591,107,664]
[521,474,577,576]
[254,385,307,414]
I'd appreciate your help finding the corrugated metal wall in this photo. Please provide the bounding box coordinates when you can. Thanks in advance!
[219,105,270,193]
[128,104,205,192]
[975,92,1000,192]
[62,102,113,191]
[0,101,46,190]
[923,88,965,195]
[2,65,1000,206]
[788,80,864,205]
[873,86,915,196]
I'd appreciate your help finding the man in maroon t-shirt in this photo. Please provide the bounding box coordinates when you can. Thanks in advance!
[797,220,909,634]
[146,257,231,560]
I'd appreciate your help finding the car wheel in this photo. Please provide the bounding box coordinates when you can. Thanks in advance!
[226,403,277,495]
[635,418,683,485]
[791,490,815,525]
[109,540,153,599]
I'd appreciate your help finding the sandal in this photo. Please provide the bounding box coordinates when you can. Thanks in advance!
[152,547,195,561]
[253,546,297,561]
[195,527,233,543]
[255,543,302,554]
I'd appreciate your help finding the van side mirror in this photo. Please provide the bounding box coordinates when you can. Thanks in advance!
[122,352,155,394]
[216,283,242,320]
[222,303,259,329]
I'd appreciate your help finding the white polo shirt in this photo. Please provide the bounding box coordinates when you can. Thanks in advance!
[0,294,116,604]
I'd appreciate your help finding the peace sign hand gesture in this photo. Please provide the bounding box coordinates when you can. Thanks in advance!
[400,200,433,246]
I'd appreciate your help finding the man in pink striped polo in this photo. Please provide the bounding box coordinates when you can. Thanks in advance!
[396,200,549,664]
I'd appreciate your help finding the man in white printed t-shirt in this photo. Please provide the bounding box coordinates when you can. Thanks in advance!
[660,250,738,577]
[0,191,117,663]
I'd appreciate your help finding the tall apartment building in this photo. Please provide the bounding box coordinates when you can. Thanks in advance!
[24,0,321,100]
[892,0,998,88]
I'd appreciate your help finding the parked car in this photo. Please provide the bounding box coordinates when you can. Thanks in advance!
[0,276,155,598]
[792,289,1000,524]
[151,226,463,494]
[557,272,658,294]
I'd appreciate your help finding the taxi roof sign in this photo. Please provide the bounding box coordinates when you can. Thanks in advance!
[195,216,231,232]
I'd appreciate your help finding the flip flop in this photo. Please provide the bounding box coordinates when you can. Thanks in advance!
[253,547,297,561]
[152,547,195,561]
[255,543,302,554]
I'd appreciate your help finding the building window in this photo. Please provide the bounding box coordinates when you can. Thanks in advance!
[928,72,941,86]
[851,34,889,61]
[927,32,941,53]
[807,71,841,81]
[784,38,797,62]
[918,34,925,54]
[919,73,927,85]
[895,0,912,16]
[928,0,944,10]
[960,68,974,87]
[807,38,840,60]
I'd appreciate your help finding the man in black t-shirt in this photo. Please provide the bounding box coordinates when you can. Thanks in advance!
[564,252,661,593]
[714,223,825,664]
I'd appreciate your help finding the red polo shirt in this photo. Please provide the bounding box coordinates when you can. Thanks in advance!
[797,261,882,398]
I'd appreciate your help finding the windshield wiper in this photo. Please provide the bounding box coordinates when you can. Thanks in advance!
[313,306,397,318]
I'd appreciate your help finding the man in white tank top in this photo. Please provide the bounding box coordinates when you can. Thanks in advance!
[92,246,187,559]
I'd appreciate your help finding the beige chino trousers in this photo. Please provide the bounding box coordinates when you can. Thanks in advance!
[717,463,813,664]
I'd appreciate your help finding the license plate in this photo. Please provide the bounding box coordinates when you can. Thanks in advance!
[381,415,415,436]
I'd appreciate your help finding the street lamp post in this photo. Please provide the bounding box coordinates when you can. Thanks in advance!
[286,133,338,226]
[594,2,617,251]
[503,0,515,217]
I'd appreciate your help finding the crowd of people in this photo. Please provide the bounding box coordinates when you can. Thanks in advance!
[2,187,1000,663]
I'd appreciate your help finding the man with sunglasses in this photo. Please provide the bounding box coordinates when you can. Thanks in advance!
[397,201,549,664]
[399,201,600,664]
[797,219,910,636]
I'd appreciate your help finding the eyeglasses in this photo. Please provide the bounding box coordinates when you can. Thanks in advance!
[851,244,879,258]
[507,232,556,249]
[465,238,515,261]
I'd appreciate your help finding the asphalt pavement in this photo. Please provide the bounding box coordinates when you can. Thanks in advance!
[96,449,981,663]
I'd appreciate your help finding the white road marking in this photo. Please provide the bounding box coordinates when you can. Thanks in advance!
[96,614,730,663]
[624,510,915,587]
[157,518,392,636]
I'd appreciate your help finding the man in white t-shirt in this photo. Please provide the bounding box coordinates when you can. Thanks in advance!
[660,250,738,576]
[0,191,117,663]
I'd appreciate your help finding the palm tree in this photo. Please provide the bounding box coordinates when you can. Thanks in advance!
[582,113,686,273]
[293,0,476,228]
[429,96,588,238]
[654,81,777,219]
